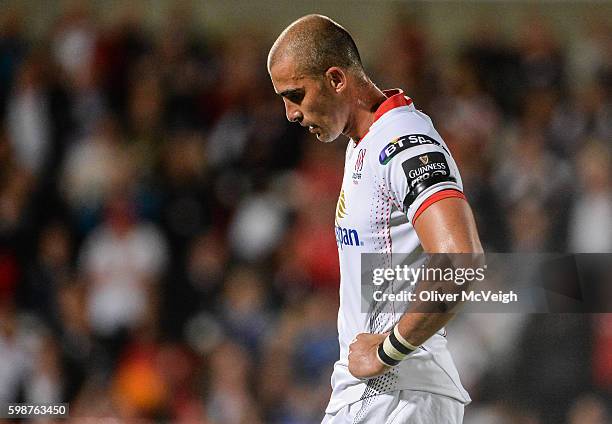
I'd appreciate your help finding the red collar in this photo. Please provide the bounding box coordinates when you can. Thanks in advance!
[355,89,413,145]
[373,89,413,123]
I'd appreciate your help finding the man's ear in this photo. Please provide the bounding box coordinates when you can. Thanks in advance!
[325,67,346,93]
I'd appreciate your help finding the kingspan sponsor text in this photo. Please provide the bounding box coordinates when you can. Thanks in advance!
[335,225,364,248]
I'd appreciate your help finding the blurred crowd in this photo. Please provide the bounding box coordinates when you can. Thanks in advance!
[0,3,610,423]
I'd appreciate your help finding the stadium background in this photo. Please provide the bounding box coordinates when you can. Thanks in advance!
[0,0,610,422]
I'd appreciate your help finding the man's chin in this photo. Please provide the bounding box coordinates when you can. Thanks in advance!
[315,130,339,143]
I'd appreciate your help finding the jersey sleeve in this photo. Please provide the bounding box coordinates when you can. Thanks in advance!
[375,133,464,224]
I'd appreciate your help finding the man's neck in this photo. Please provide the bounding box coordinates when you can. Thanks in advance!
[343,83,388,141]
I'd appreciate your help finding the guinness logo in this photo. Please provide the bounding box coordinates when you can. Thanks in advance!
[419,155,429,165]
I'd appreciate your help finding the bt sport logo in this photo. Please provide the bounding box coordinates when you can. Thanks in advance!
[379,134,445,165]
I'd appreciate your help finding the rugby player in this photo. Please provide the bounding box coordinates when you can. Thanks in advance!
[267,15,483,423]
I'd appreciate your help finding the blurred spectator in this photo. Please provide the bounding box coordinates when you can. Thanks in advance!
[432,55,501,150]
[219,266,273,355]
[549,76,612,159]
[373,12,437,110]
[21,221,73,332]
[160,231,226,340]
[158,132,212,254]
[0,246,20,302]
[60,115,129,232]
[52,3,96,83]
[0,303,30,405]
[185,232,226,309]
[592,314,612,395]
[206,342,263,424]
[569,143,612,253]
[568,18,612,89]
[291,293,339,386]
[6,53,51,178]
[155,5,215,132]
[509,314,593,423]
[0,165,32,242]
[79,193,168,342]
[228,188,288,262]
[206,34,266,169]
[125,58,165,175]
[495,130,574,250]
[508,197,552,252]
[461,20,523,116]
[0,6,27,118]
[447,313,527,395]
[0,303,61,405]
[518,17,565,92]
[93,5,149,119]
[52,3,106,138]
[56,280,94,402]
[112,337,168,418]
[281,141,343,288]
[25,334,63,404]
[567,394,610,424]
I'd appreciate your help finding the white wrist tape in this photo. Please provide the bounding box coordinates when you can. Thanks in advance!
[376,325,419,367]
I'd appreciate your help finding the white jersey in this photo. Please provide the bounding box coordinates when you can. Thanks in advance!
[326,90,471,414]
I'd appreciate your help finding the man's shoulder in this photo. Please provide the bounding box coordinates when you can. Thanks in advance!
[369,108,434,147]
[366,110,445,168]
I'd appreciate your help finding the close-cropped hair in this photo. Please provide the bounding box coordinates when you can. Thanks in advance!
[272,15,364,77]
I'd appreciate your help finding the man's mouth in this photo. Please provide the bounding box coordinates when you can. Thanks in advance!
[308,125,318,133]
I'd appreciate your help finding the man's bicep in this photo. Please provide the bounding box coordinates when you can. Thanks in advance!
[413,196,483,254]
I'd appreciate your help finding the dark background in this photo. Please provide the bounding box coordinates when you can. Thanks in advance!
[0,1,610,422]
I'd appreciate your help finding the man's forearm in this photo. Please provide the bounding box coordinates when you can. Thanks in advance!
[393,252,482,348]
[375,274,468,367]
[396,312,454,347]
[395,280,462,346]
[370,197,484,371]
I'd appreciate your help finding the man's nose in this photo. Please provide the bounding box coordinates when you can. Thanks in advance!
[285,103,303,123]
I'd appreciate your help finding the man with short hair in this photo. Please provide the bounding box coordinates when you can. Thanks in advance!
[268,15,483,423]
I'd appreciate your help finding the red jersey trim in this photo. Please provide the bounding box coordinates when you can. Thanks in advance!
[412,189,466,224]
[355,89,413,145]
[373,89,413,122]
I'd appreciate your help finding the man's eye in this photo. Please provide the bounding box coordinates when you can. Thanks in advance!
[288,92,304,103]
